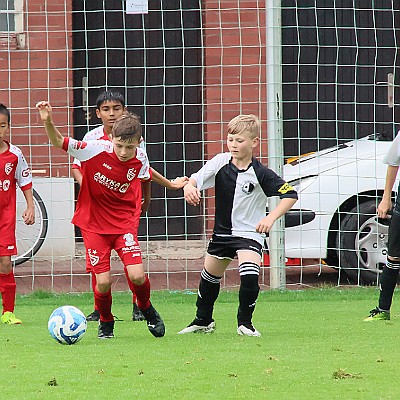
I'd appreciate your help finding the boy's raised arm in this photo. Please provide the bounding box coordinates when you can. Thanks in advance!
[36,101,64,148]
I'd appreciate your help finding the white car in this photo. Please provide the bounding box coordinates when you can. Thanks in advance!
[282,133,394,284]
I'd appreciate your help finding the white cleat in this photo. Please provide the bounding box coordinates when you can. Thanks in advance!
[178,320,215,334]
[237,324,261,337]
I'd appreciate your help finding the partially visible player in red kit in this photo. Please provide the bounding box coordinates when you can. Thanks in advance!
[37,101,165,339]
[0,103,35,325]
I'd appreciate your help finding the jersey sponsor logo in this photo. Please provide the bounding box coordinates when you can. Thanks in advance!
[102,163,112,170]
[21,167,31,178]
[241,181,256,195]
[0,179,10,191]
[127,168,137,181]
[88,249,100,266]
[119,183,130,193]
[278,182,295,195]
[72,141,87,150]
[93,172,131,193]
[5,162,13,175]
[123,233,136,247]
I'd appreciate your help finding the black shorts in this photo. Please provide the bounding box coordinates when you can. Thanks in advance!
[387,209,400,258]
[206,234,263,260]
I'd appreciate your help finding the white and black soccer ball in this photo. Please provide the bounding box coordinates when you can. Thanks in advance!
[48,305,87,345]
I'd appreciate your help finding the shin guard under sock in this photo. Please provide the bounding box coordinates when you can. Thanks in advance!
[93,287,113,322]
[195,269,221,321]
[0,272,16,313]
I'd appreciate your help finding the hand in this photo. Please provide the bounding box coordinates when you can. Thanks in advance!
[256,215,275,234]
[377,198,392,218]
[184,183,201,206]
[141,198,150,215]
[36,101,53,123]
[169,176,189,190]
[22,206,35,225]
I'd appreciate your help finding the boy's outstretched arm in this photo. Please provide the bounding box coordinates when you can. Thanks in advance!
[151,168,189,190]
[36,101,64,148]
[256,197,297,234]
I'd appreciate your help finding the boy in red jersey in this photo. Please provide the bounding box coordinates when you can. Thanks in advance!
[0,103,35,324]
[37,101,165,338]
[72,90,187,322]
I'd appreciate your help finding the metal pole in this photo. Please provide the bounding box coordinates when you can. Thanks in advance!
[266,0,286,289]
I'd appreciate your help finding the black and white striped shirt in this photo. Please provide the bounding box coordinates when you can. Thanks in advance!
[192,153,298,245]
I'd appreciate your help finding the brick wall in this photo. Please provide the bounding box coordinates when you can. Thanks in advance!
[202,1,267,233]
[0,1,73,177]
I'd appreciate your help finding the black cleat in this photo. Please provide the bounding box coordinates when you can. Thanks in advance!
[132,303,145,322]
[98,320,115,339]
[86,309,100,322]
[141,304,165,337]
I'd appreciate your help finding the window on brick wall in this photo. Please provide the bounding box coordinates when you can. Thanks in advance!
[0,0,24,49]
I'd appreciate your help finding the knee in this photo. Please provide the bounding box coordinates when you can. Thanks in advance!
[0,257,12,274]
[96,282,111,294]
[130,273,145,286]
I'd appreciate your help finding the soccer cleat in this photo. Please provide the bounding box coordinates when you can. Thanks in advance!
[86,309,100,322]
[237,323,261,337]
[1,311,22,325]
[141,304,165,337]
[364,307,390,321]
[132,303,145,322]
[98,320,115,339]
[178,318,215,334]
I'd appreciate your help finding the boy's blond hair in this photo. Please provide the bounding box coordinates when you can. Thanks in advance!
[112,111,142,142]
[227,114,260,139]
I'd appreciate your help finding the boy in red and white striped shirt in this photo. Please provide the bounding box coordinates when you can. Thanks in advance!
[0,104,35,324]
[37,101,165,339]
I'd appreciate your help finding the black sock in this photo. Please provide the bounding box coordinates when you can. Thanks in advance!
[237,266,260,326]
[378,264,400,311]
[195,269,221,321]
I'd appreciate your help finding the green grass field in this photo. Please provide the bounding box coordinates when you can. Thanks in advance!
[1,288,399,399]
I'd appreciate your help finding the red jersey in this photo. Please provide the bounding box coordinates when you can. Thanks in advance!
[63,137,150,234]
[0,141,32,245]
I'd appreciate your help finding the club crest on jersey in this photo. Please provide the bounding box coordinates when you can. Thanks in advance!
[123,233,136,247]
[127,168,137,181]
[88,249,100,266]
[241,181,256,195]
[5,163,13,175]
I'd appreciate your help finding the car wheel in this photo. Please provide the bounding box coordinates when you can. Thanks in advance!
[336,200,389,284]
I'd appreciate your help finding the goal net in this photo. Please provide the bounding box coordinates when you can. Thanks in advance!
[2,1,398,292]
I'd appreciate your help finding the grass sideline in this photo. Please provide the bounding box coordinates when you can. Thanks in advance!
[1,288,399,399]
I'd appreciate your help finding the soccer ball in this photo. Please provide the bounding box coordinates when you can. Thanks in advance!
[48,305,87,345]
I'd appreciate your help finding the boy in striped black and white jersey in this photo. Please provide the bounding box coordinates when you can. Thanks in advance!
[178,114,298,337]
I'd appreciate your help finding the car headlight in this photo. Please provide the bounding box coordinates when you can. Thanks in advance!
[288,175,318,193]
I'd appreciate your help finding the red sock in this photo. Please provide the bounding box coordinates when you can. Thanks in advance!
[132,275,151,310]
[123,267,137,304]
[93,287,113,322]
[91,272,99,311]
[0,272,16,313]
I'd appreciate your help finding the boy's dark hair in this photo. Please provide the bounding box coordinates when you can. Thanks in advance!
[96,90,125,109]
[112,111,142,142]
[0,103,10,124]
